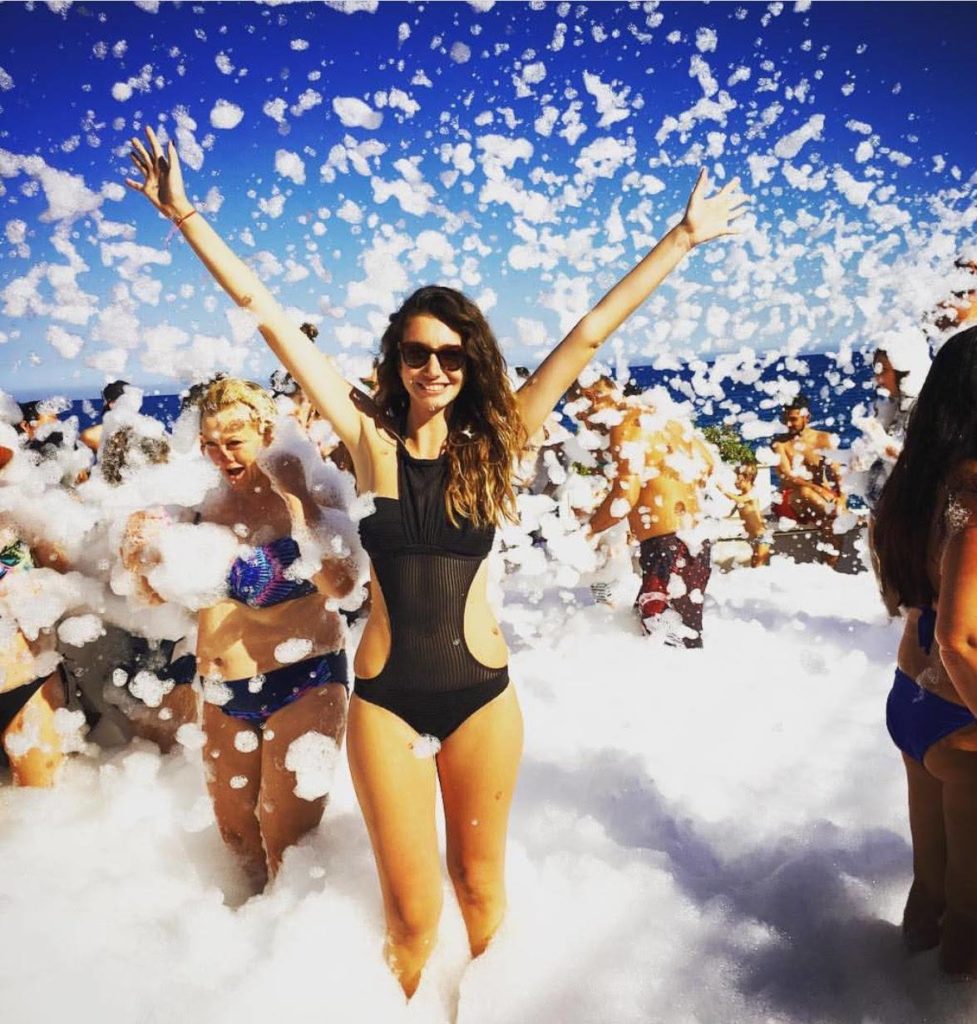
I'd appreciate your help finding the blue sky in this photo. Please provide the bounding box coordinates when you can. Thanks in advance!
[1,1,975,400]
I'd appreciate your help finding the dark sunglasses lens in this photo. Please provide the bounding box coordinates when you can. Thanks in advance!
[438,349,465,372]
[400,343,428,368]
[400,343,465,372]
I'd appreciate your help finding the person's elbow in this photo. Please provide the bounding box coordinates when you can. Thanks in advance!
[566,312,608,351]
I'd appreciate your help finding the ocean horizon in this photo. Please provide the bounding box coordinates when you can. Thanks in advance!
[46,350,875,448]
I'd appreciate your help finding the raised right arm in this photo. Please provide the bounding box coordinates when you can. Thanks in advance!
[126,127,364,450]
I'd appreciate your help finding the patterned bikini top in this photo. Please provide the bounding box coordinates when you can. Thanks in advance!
[0,538,33,581]
[226,536,317,608]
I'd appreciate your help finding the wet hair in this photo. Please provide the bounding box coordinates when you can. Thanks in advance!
[198,378,278,435]
[180,373,226,413]
[373,285,526,528]
[100,426,171,485]
[873,325,977,612]
[102,380,130,408]
[17,401,39,430]
[784,394,811,414]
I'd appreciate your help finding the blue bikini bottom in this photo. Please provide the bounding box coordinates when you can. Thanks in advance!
[214,652,348,725]
[886,667,976,764]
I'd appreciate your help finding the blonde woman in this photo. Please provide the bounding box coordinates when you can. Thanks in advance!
[128,125,746,993]
[130,378,360,892]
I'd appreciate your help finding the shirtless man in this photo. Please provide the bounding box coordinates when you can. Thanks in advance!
[586,384,715,647]
[771,395,846,564]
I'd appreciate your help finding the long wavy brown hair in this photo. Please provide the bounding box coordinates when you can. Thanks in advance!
[373,286,526,528]
[873,325,977,613]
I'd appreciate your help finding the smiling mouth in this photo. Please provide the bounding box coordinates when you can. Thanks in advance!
[416,382,448,393]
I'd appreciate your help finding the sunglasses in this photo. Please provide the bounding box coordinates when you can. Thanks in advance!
[399,342,467,373]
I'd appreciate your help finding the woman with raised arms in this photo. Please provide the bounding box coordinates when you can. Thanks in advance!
[127,125,747,995]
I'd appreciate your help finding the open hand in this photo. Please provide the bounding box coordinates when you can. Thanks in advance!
[125,125,191,220]
[680,169,750,247]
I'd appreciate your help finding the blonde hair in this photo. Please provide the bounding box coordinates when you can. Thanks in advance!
[198,378,278,434]
[374,286,526,529]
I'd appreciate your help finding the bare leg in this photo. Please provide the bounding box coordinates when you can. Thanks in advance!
[926,743,977,976]
[347,696,442,998]
[739,500,771,567]
[438,685,523,957]
[131,684,200,754]
[258,683,347,877]
[901,753,946,951]
[4,673,65,787]
[201,703,266,893]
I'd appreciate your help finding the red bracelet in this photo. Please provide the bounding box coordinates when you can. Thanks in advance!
[173,208,197,228]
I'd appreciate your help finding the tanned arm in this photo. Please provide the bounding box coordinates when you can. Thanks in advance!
[515,170,749,440]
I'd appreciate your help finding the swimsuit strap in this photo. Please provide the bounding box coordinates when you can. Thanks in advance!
[917,605,937,655]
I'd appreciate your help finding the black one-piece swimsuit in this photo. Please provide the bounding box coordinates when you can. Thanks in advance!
[355,445,509,741]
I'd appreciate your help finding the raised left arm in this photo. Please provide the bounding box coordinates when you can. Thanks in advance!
[516,170,748,438]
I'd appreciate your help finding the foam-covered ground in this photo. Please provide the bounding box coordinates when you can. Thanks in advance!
[3,557,976,1024]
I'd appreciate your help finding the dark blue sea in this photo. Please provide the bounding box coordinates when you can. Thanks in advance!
[63,351,876,450]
